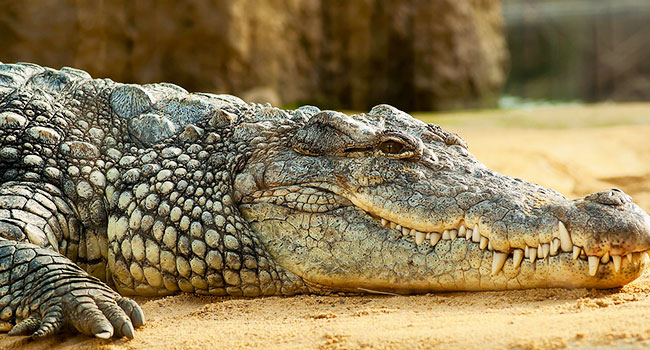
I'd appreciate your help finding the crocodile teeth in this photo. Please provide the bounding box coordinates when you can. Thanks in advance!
[588,256,599,276]
[600,251,610,264]
[395,224,402,231]
[459,226,467,239]
[466,228,473,240]
[528,248,537,263]
[626,254,632,263]
[479,237,488,250]
[473,224,481,241]
[524,245,530,258]
[541,243,550,259]
[612,255,621,273]
[402,227,411,236]
[513,249,524,268]
[537,244,544,259]
[572,246,581,260]
[389,222,397,229]
[381,218,389,227]
[430,232,442,246]
[550,238,560,255]
[449,229,458,240]
[472,227,480,243]
[491,252,508,275]
[415,231,426,245]
[558,221,573,252]
[442,230,450,240]
[487,242,492,251]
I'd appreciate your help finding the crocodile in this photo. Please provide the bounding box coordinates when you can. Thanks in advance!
[0,62,650,340]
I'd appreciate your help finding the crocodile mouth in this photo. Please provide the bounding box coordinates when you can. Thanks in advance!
[370,216,650,277]
[242,184,650,279]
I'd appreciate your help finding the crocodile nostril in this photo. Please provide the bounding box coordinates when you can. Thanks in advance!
[585,189,632,206]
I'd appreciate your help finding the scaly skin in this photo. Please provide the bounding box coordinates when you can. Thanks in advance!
[0,62,649,339]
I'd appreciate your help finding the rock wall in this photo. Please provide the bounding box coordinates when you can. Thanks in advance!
[0,0,507,111]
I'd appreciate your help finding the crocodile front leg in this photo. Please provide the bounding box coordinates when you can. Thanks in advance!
[0,182,143,338]
[0,240,143,338]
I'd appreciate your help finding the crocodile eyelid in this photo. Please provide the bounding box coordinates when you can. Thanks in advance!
[376,132,421,159]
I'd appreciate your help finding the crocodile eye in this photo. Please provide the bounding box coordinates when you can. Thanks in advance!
[378,140,405,155]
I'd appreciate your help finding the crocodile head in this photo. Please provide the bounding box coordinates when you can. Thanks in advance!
[235,104,650,293]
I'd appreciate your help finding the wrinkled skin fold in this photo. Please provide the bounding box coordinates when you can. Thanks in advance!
[0,63,649,340]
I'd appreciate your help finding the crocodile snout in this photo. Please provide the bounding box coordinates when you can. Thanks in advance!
[556,188,650,269]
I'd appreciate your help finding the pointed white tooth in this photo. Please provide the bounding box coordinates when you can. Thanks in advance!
[626,254,632,263]
[442,230,450,240]
[588,256,599,276]
[425,232,431,240]
[389,222,397,229]
[524,245,530,258]
[458,226,466,239]
[415,231,426,245]
[491,252,508,275]
[542,243,550,259]
[642,252,649,265]
[550,238,560,255]
[487,242,493,251]
[513,249,524,268]
[529,248,537,263]
[430,232,442,246]
[558,221,572,252]
[395,224,402,231]
[474,224,481,236]
[537,244,544,259]
[480,237,488,250]
[449,229,458,240]
[381,218,389,227]
[572,246,581,260]
[600,251,610,264]
[466,228,473,240]
[612,255,621,273]
[403,227,412,236]
[472,227,480,243]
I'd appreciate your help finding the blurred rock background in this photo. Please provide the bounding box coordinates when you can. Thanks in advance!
[503,0,650,104]
[2,0,650,111]
[0,0,506,111]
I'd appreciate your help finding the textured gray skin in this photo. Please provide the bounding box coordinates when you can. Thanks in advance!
[1,63,650,339]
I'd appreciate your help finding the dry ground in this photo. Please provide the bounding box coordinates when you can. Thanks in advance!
[3,103,650,350]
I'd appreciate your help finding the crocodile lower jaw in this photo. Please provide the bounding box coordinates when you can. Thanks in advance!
[376,216,650,277]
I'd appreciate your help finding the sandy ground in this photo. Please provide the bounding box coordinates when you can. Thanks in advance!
[3,103,650,350]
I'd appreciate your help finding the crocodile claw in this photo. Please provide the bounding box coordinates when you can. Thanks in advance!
[65,293,142,339]
[118,297,145,328]
[8,287,144,339]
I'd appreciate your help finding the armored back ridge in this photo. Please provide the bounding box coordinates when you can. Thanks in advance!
[1,63,650,339]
